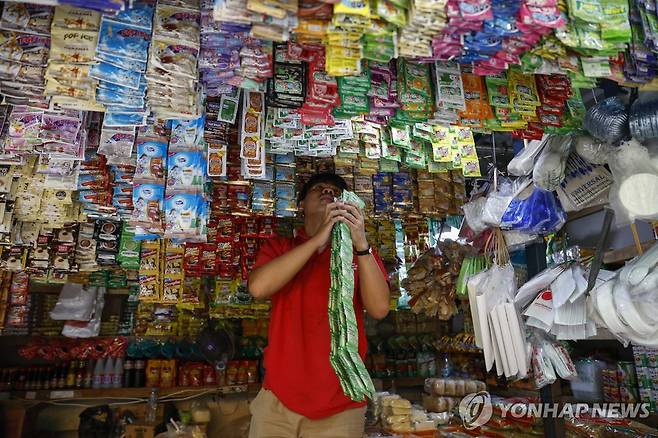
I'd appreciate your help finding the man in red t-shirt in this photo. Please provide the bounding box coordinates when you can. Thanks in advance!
[248,173,390,438]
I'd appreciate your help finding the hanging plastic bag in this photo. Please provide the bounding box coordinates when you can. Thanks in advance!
[500,187,566,234]
[532,135,572,191]
[531,340,556,389]
[62,288,105,338]
[584,96,629,144]
[508,136,546,176]
[462,197,488,234]
[573,135,615,165]
[629,91,658,141]
[49,283,97,321]
[607,138,658,224]
[482,178,531,227]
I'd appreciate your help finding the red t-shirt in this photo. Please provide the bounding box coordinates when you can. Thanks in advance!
[253,229,387,419]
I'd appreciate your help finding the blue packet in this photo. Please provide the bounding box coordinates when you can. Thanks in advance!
[98,76,146,96]
[112,0,155,30]
[164,193,203,237]
[272,152,295,164]
[60,0,124,13]
[97,88,146,108]
[97,17,151,62]
[98,80,147,97]
[104,112,148,127]
[135,138,167,181]
[105,104,147,113]
[132,182,164,223]
[90,62,142,90]
[95,51,147,73]
[170,116,205,150]
[464,35,502,54]
[166,151,204,189]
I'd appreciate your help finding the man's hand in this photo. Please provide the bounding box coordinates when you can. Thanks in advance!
[337,202,369,252]
[310,202,342,250]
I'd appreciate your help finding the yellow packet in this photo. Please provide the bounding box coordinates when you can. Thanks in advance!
[327,46,362,59]
[247,0,287,19]
[162,274,183,304]
[53,5,101,30]
[49,27,98,64]
[45,77,96,101]
[51,96,105,112]
[334,0,371,18]
[461,157,481,177]
[295,20,327,37]
[45,62,91,81]
[508,69,540,107]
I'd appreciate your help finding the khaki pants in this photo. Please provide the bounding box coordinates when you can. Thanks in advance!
[248,389,366,438]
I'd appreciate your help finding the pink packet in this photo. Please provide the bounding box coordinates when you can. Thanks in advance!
[519,4,566,29]
[494,50,521,65]
[40,114,81,144]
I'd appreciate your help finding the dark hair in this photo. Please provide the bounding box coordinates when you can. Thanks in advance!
[298,173,347,204]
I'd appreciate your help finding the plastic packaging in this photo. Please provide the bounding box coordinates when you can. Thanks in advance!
[629,92,658,141]
[49,283,97,321]
[482,178,531,227]
[462,197,488,234]
[61,287,105,338]
[584,96,629,144]
[607,138,658,224]
[508,137,546,176]
[501,187,566,234]
[573,135,614,165]
[532,135,572,191]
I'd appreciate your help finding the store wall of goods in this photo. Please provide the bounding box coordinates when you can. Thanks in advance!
[0,0,658,436]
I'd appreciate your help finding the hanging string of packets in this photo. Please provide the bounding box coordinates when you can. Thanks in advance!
[329,191,375,402]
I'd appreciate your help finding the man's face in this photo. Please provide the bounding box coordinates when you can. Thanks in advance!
[300,182,342,215]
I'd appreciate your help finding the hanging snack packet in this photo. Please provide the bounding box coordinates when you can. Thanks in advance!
[97,18,151,62]
[148,38,199,80]
[154,4,200,46]
[135,138,167,182]
[52,5,101,30]
[49,27,99,64]
[0,3,54,36]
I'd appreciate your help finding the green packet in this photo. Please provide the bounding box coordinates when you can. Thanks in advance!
[118,224,141,269]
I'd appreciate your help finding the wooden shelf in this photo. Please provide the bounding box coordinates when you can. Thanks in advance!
[603,240,656,265]
[28,284,131,295]
[3,383,261,402]
[489,387,540,399]
[566,205,605,222]
[376,377,427,388]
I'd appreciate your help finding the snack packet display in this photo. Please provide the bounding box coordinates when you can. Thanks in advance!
[329,190,376,402]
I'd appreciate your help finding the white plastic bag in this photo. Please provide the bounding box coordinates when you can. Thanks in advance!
[573,135,614,165]
[482,178,531,227]
[508,137,546,176]
[608,138,658,224]
[532,135,573,191]
[462,197,488,234]
[49,283,97,321]
[61,287,105,338]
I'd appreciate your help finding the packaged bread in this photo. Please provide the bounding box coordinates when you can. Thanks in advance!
[444,379,456,396]
[454,379,465,396]
[390,423,414,434]
[385,415,411,425]
[381,394,401,406]
[391,406,412,415]
[390,398,412,409]
[430,378,445,395]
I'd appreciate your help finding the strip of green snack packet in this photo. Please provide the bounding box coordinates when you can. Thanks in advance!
[327,190,376,402]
